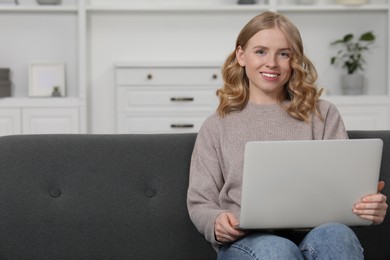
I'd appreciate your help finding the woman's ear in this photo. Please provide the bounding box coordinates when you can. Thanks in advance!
[236,46,245,67]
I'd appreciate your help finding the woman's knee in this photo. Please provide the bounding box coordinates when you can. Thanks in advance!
[218,233,303,260]
[300,223,364,260]
[310,223,359,242]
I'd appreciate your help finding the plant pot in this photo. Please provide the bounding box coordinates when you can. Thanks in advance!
[334,0,367,5]
[37,0,61,5]
[340,74,365,95]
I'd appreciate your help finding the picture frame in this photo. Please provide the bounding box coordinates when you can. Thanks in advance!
[29,62,66,97]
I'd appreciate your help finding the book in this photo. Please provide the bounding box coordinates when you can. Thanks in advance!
[0,0,17,5]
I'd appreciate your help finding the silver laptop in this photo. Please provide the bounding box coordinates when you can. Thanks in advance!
[239,139,383,229]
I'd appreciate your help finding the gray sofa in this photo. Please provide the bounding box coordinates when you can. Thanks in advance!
[0,131,388,260]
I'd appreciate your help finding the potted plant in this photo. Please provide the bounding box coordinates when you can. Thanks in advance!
[330,31,375,95]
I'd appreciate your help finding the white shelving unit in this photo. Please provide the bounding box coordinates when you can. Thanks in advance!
[0,0,389,133]
[0,0,86,135]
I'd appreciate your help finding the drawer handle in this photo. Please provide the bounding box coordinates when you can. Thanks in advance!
[147,74,153,80]
[170,124,194,128]
[170,97,194,102]
[212,74,218,80]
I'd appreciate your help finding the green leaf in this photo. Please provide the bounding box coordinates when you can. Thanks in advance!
[343,34,353,42]
[330,39,344,45]
[360,32,375,42]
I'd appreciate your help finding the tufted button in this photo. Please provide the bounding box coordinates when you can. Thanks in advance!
[144,188,156,198]
[49,189,62,198]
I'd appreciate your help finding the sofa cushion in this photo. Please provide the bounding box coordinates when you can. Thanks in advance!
[0,133,216,260]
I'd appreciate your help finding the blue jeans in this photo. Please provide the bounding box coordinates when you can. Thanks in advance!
[217,223,364,260]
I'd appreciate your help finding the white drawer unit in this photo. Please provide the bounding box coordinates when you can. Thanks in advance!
[115,62,222,134]
[116,67,221,86]
[117,88,218,112]
[117,115,208,133]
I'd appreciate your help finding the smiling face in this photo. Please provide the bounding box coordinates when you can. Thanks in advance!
[236,27,292,104]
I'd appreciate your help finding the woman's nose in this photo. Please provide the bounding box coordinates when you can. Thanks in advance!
[265,55,277,68]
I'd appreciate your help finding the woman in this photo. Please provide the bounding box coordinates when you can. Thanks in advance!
[187,11,387,259]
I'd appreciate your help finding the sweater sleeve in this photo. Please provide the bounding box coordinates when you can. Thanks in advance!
[315,100,349,140]
[187,117,226,247]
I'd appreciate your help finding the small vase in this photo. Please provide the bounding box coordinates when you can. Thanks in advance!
[37,0,61,5]
[52,86,62,97]
[340,74,365,95]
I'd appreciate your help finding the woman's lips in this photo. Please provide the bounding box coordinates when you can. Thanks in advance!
[261,72,280,80]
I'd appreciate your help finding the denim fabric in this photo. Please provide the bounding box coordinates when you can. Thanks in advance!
[218,223,364,260]
[300,223,364,260]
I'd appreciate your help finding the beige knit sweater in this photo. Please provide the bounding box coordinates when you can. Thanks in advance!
[187,99,348,248]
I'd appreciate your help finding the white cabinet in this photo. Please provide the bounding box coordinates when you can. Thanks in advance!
[115,62,221,133]
[337,106,388,130]
[22,108,79,134]
[325,96,390,130]
[0,109,21,136]
[0,98,80,136]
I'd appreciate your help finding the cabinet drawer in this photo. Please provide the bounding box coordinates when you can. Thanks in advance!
[117,88,219,110]
[116,67,222,86]
[0,108,21,136]
[22,108,79,134]
[117,115,207,133]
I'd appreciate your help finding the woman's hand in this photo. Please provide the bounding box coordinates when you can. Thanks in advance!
[353,181,388,225]
[214,212,246,243]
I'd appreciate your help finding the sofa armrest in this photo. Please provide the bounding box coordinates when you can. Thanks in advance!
[348,130,390,260]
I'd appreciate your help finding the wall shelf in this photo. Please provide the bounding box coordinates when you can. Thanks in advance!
[85,4,388,12]
[0,97,80,108]
[0,6,78,12]
[87,5,269,12]
[276,4,388,11]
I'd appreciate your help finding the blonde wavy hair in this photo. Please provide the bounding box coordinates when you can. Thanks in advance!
[216,11,323,123]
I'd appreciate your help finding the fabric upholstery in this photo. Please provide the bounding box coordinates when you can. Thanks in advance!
[0,134,215,260]
[0,131,388,259]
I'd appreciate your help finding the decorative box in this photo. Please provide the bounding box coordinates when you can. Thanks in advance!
[0,81,11,97]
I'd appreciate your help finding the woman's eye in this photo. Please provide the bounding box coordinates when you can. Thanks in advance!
[256,49,266,55]
[279,52,290,59]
